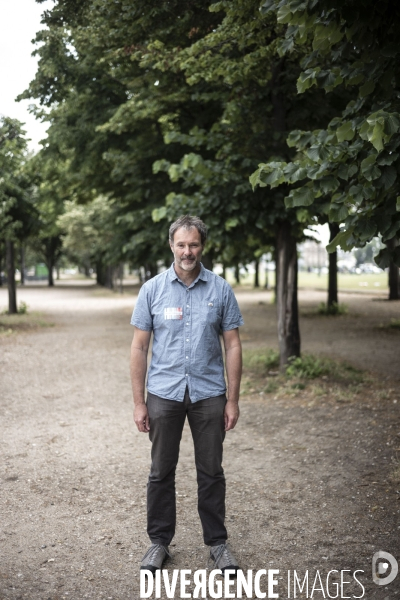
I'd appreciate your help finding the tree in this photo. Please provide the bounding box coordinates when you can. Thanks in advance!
[149,0,344,367]
[0,117,35,312]
[21,0,223,282]
[251,0,400,281]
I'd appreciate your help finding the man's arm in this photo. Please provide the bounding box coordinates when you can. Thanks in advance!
[130,326,152,433]
[222,328,242,431]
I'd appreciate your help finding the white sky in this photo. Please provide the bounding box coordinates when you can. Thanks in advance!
[0,0,53,152]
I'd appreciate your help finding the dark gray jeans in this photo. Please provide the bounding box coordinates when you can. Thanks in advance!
[146,388,227,547]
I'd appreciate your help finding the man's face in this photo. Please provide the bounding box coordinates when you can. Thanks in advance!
[170,226,203,272]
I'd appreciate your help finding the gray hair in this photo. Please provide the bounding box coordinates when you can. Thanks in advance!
[169,215,207,245]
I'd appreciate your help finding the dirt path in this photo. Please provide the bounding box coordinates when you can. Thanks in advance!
[0,283,399,600]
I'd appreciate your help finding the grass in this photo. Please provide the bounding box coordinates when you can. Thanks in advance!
[0,311,54,336]
[317,301,348,315]
[241,347,365,400]
[379,318,400,331]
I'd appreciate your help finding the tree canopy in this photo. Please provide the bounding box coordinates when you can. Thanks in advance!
[251,0,400,268]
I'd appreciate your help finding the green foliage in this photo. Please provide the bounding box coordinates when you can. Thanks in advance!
[285,355,331,379]
[252,0,400,266]
[317,302,348,316]
[17,302,29,315]
[242,348,280,374]
[0,117,36,244]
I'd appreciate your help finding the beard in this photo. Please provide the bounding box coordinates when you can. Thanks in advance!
[174,253,201,271]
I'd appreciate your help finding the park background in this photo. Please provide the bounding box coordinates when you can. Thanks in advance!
[1,1,400,599]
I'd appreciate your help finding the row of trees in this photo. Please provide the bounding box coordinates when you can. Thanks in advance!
[2,0,399,368]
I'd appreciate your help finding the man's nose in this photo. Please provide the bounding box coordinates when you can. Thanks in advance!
[182,245,192,255]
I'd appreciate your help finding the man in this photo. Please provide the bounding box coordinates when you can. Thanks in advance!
[130,215,243,574]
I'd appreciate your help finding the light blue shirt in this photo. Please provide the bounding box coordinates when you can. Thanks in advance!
[131,263,244,402]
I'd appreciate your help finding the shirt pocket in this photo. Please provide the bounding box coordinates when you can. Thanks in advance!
[198,299,222,326]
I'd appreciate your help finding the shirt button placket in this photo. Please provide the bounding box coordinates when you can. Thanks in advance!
[185,288,191,383]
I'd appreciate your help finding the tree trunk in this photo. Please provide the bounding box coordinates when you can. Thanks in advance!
[0,242,4,286]
[144,263,158,281]
[20,244,25,286]
[48,267,54,287]
[96,258,105,286]
[387,237,400,300]
[234,263,240,284]
[276,221,301,369]
[6,240,17,314]
[118,263,124,294]
[221,264,226,280]
[272,248,278,303]
[56,266,60,280]
[264,267,269,289]
[105,265,114,289]
[327,223,339,307]
[254,258,260,288]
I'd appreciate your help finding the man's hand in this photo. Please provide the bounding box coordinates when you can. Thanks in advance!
[224,401,240,431]
[134,403,150,433]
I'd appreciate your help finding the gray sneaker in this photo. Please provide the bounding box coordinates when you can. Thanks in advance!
[209,544,239,575]
[140,544,170,573]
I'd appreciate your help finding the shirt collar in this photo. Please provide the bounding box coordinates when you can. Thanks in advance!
[168,262,209,285]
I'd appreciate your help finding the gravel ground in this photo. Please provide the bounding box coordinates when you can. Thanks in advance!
[0,283,399,600]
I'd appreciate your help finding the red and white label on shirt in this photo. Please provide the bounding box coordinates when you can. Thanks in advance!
[164,307,183,320]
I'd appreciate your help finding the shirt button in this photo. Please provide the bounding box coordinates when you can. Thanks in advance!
[186,304,189,308]
[186,356,188,359]
[185,374,188,376]
[186,339,189,342]
[186,323,189,326]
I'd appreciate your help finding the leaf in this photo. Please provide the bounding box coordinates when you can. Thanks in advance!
[318,175,340,194]
[225,217,238,230]
[326,229,354,252]
[249,168,262,190]
[337,164,349,180]
[370,122,385,152]
[336,121,355,142]
[359,80,375,98]
[278,37,295,56]
[284,162,308,182]
[277,5,292,24]
[297,69,319,93]
[259,167,285,188]
[289,186,315,207]
[376,152,398,166]
[151,206,167,222]
[357,219,377,241]
[374,248,392,269]
[361,154,381,181]
[260,0,277,14]
[379,166,397,191]
[329,203,348,222]
[384,113,400,136]
[348,164,358,178]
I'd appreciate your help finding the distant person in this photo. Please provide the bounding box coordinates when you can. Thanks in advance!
[130,214,243,574]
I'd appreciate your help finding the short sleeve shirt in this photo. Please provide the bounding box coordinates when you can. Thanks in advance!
[131,263,244,402]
